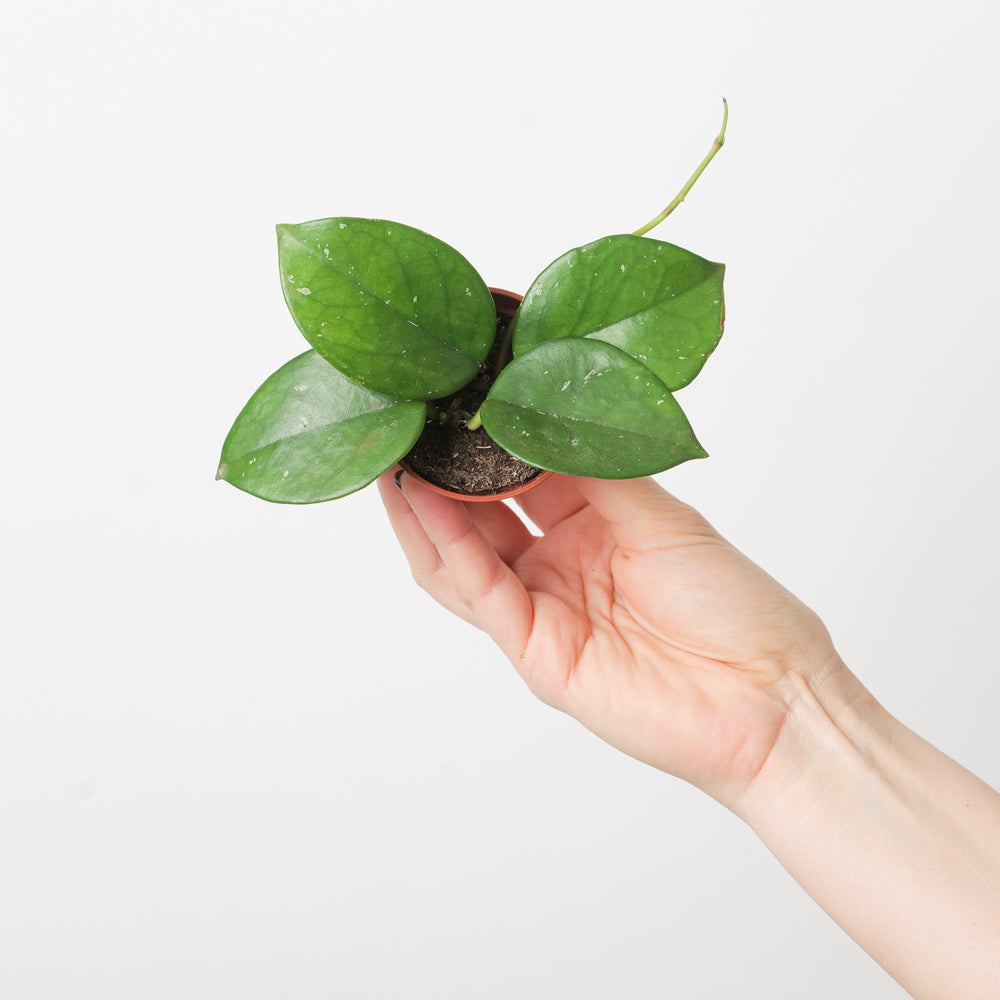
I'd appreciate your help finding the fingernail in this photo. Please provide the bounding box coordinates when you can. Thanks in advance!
[393,469,405,492]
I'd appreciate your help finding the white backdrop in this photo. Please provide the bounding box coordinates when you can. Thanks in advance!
[3,1,998,997]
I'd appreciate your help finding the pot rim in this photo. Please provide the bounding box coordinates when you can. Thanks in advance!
[398,463,553,502]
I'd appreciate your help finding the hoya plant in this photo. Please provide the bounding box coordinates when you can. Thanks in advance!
[218,104,728,502]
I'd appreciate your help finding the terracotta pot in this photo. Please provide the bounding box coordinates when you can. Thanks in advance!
[400,287,553,503]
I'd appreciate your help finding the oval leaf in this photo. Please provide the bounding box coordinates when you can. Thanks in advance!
[218,350,426,503]
[277,218,496,400]
[512,235,725,391]
[481,339,707,479]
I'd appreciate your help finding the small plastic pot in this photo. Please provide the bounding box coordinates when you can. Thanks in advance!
[400,287,553,503]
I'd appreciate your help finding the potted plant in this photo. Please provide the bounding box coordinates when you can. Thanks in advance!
[217,104,728,503]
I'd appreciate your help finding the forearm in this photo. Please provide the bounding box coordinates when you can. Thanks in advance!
[732,661,1000,1000]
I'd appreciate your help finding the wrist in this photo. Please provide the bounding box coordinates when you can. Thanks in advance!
[729,656,1000,999]
[730,653,884,822]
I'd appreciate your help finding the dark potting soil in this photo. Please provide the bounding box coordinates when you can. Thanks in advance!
[402,308,543,497]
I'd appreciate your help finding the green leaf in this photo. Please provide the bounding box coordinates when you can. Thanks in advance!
[277,218,496,400]
[218,350,426,503]
[481,339,707,479]
[511,235,725,391]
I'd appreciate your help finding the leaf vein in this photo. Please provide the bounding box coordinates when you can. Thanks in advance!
[492,402,691,444]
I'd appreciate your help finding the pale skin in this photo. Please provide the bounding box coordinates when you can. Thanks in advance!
[378,470,1000,1000]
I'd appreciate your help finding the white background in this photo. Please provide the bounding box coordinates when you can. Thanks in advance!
[2,0,998,996]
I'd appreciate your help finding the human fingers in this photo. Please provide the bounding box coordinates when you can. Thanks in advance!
[514,473,588,532]
[396,473,533,662]
[379,470,533,568]
[465,497,535,567]
[376,471,473,623]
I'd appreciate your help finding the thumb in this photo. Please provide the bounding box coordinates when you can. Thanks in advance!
[575,477,722,554]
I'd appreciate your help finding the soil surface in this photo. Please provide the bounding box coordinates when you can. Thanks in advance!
[402,307,544,497]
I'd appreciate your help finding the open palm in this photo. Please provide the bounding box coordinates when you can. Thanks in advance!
[379,472,838,805]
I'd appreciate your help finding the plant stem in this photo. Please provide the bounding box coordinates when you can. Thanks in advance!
[468,301,519,431]
[466,109,727,434]
[494,313,516,377]
[632,98,728,237]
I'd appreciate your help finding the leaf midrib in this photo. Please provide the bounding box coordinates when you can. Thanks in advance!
[232,400,417,459]
[287,231,479,367]
[487,399,690,445]
[576,279,717,341]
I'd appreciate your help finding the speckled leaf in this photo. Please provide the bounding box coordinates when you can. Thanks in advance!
[218,350,426,503]
[511,235,725,391]
[481,339,707,479]
[277,218,496,400]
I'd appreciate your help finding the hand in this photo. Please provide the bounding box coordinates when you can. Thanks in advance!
[379,470,1000,997]
[378,471,842,805]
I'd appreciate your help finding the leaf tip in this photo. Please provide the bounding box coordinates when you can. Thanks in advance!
[216,462,229,481]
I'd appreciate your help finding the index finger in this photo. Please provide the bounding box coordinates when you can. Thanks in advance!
[397,474,534,662]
